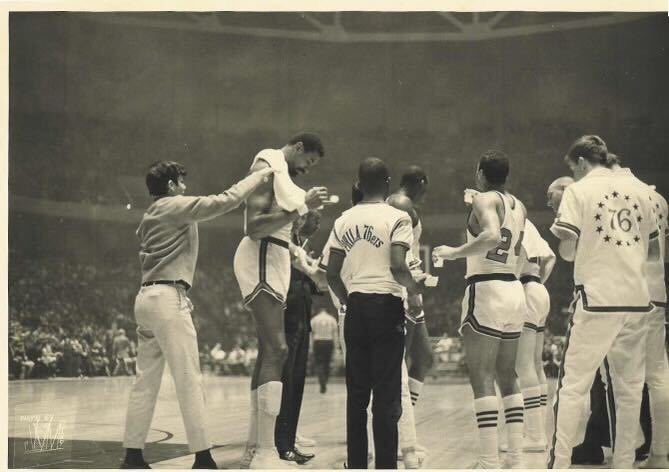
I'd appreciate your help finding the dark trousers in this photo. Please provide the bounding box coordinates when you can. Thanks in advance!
[275,304,310,454]
[313,340,334,392]
[577,369,611,452]
[345,292,405,469]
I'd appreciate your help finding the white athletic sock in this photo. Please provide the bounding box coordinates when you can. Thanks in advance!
[474,396,500,468]
[650,383,669,456]
[522,386,543,442]
[408,378,424,406]
[256,381,282,451]
[247,389,258,447]
[502,393,525,456]
[539,383,549,441]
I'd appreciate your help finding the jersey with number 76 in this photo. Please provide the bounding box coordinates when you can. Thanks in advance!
[465,191,526,278]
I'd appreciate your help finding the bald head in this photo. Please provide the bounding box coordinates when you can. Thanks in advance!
[547,176,574,213]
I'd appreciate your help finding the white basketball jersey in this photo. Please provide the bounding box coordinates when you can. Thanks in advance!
[408,219,423,268]
[466,192,526,278]
[243,149,293,243]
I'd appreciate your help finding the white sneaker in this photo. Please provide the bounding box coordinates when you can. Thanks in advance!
[505,452,525,469]
[640,454,669,469]
[403,450,421,469]
[522,437,547,453]
[473,457,501,469]
[250,448,297,469]
[415,444,427,454]
[295,433,316,448]
[239,445,256,469]
[498,442,509,452]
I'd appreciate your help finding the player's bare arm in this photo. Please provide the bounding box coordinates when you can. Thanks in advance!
[432,192,503,261]
[387,194,419,226]
[326,251,348,307]
[245,160,328,240]
[390,245,425,295]
[539,252,557,284]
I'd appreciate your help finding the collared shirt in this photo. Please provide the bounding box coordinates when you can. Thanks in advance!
[138,171,266,287]
[311,311,338,341]
[613,168,667,304]
[551,167,658,312]
[326,202,413,297]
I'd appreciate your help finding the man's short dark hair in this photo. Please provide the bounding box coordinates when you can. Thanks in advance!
[400,165,428,188]
[358,157,389,196]
[566,135,608,165]
[351,182,364,205]
[145,161,187,196]
[288,132,325,157]
[605,153,622,168]
[478,149,509,186]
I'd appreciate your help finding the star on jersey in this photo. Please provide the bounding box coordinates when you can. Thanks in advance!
[595,190,642,248]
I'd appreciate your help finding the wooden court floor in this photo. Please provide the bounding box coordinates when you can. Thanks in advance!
[9,373,566,469]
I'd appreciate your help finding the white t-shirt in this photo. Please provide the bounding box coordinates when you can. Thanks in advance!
[550,167,658,312]
[326,202,414,298]
[518,219,555,278]
[466,191,526,278]
[613,168,667,304]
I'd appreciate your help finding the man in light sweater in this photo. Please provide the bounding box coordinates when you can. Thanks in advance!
[120,161,274,469]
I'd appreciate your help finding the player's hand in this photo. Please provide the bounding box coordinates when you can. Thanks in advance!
[433,245,458,262]
[254,166,277,182]
[305,186,329,210]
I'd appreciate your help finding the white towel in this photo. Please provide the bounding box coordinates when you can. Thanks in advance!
[252,149,307,214]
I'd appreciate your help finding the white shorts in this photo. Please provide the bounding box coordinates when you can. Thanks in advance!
[460,274,526,340]
[233,236,291,307]
[521,277,550,332]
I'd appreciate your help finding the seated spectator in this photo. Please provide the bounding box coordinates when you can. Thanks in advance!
[226,342,247,375]
[210,343,227,375]
[112,329,135,376]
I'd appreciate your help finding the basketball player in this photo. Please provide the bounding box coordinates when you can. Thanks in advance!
[387,166,434,412]
[326,157,428,469]
[233,133,330,469]
[605,153,669,468]
[432,149,528,469]
[121,161,274,469]
[321,182,423,469]
[548,135,660,469]
[515,218,555,451]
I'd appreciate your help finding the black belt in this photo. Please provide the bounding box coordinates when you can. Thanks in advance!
[262,236,289,249]
[466,273,517,285]
[142,279,191,291]
[520,275,542,285]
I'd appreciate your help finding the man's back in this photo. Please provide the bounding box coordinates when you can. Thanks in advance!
[328,202,413,297]
[554,167,657,311]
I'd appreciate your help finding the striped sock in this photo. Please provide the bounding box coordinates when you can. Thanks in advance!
[474,396,500,468]
[408,378,423,406]
[522,386,543,441]
[539,383,549,441]
[503,394,525,455]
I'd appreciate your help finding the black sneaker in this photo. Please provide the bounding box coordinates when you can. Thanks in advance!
[120,460,152,469]
[192,459,218,469]
[279,450,313,465]
[571,444,605,465]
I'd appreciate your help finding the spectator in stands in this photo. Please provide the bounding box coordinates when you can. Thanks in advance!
[227,342,247,375]
[210,343,227,375]
[113,329,134,376]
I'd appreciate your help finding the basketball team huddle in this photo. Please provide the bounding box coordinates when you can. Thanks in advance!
[119,132,668,470]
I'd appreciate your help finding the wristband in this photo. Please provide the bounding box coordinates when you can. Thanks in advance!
[297,204,309,216]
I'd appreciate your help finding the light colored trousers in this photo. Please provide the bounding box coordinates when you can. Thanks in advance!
[549,302,648,469]
[123,284,211,453]
[645,306,669,456]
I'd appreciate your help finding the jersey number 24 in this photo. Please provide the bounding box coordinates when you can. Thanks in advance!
[486,228,524,264]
